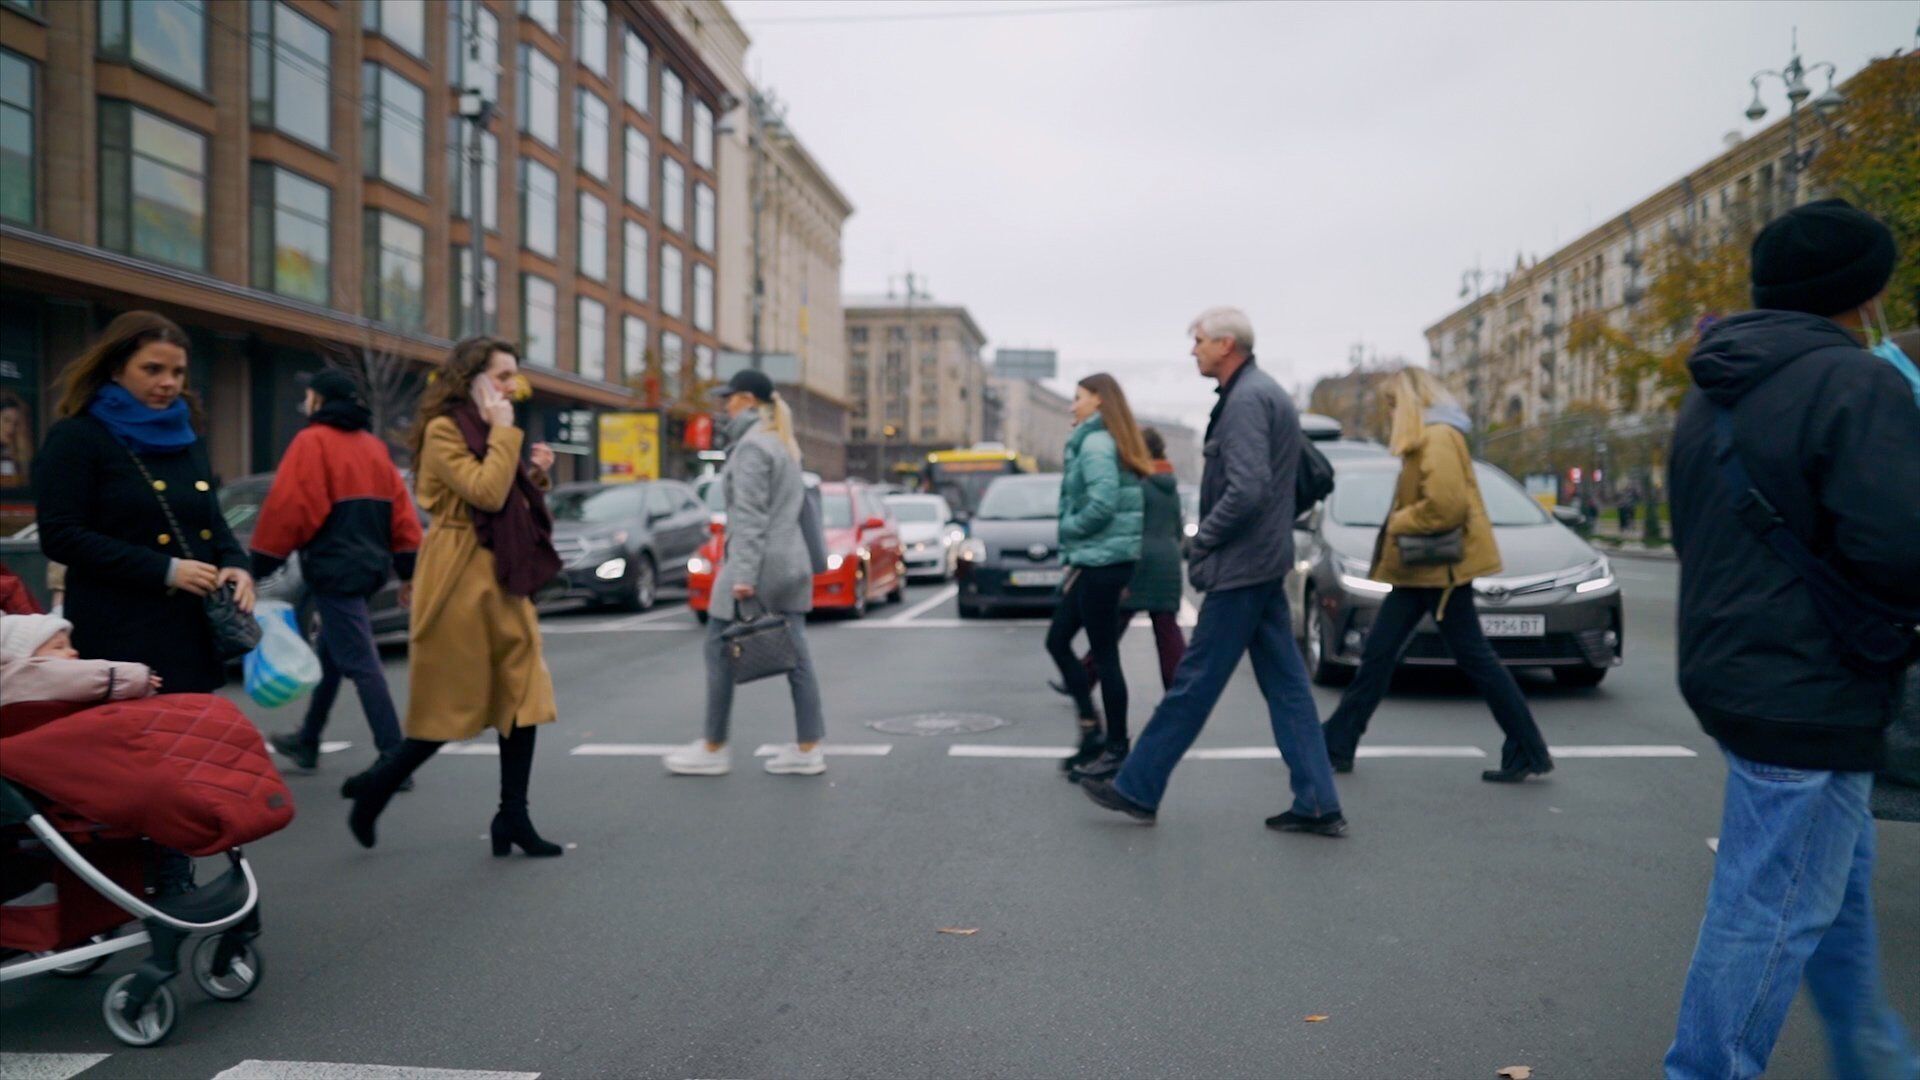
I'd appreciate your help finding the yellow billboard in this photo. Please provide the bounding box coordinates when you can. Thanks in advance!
[598,412,661,483]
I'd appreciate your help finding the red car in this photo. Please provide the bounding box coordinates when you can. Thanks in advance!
[689,481,907,620]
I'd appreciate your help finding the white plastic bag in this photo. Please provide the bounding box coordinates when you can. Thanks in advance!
[243,600,322,708]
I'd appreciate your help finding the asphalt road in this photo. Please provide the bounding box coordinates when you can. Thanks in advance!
[4,557,1916,1079]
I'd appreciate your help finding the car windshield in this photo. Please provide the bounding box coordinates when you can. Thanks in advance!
[701,480,725,512]
[1328,464,1548,528]
[823,492,854,529]
[548,486,636,523]
[976,477,1062,520]
[217,479,273,536]
[889,500,942,524]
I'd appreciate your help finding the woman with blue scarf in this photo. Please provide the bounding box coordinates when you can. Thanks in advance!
[35,311,253,694]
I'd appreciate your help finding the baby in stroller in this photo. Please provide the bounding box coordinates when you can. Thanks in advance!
[0,616,293,1047]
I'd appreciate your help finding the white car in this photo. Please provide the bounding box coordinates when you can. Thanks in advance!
[885,494,965,581]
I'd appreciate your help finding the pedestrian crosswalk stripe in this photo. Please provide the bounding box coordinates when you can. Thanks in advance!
[751,743,892,756]
[948,744,1073,758]
[1549,745,1697,758]
[1707,837,1719,852]
[890,584,959,622]
[1356,745,1488,759]
[568,742,689,756]
[439,743,500,756]
[947,744,1690,761]
[0,1052,111,1080]
[211,1063,539,1080]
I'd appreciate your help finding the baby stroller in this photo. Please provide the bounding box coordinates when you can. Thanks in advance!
[0,693,294,1046]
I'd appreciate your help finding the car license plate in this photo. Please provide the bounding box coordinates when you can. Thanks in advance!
[1479,615,1545,638]
[1010,570,1064,588]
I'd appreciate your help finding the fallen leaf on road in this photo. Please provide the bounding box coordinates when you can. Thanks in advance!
[936,927,979,936]
[1497,1067,1532,1079]
[1304,1015,1329,1023]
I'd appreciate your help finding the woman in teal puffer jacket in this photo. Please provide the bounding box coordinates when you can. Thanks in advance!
[1049,373,1150,782]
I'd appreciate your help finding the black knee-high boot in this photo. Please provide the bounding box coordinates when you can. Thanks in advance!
[347,738,442,849]
[492,726,562,857]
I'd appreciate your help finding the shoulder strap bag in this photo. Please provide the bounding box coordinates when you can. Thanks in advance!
[123,446,263,662]
[720,597,800,685]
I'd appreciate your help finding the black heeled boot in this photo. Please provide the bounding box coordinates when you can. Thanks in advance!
[1059,723,1105,775]
[348,739,441,849]
[1069,739,1130,784]
[494,727,563,858]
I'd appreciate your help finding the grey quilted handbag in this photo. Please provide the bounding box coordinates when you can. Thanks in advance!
[721,600,800,684]
[1395,527,1465,566]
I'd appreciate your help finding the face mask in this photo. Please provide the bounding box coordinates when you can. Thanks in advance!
[1858,300,1920,407]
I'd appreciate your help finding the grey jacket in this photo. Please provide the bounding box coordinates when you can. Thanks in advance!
[1188,361,1300,593]
[710,414,813,621]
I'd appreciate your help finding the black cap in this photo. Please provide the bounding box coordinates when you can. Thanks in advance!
[1750,198,1897,316]
[710,367,776,403]
[300,368,365,405]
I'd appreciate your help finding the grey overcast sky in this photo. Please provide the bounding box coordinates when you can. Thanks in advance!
[728,0,1916,431]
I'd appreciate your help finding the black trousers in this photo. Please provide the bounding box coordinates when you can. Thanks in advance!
[383,724,542,810]
[1321,585,1551,771]
[1045,562,1135,745]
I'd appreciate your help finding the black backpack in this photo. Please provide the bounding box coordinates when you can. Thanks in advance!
[1296,439,1335,510]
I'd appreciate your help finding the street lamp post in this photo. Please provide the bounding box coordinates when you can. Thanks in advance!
[744,89,788,373]
[1745,31,1845,200]
[457,4,497,337]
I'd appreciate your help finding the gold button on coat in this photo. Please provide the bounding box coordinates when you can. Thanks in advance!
[195,481,210,491]
[200,530,213,540]
[152,480,167,492]
[158,533,171,545]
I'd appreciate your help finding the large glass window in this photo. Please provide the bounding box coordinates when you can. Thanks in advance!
[693,263,714,332]
[519,0,558,36]
[694,182,715,253]
[448,120,498,229]
[661,156,685,233]
[0,49,34,227]
[695,344,715,386]
[622,30,649,115]
[520,158,558,259]
[362,64,426,195]
[577,295,606,381]
[361,0,425,58]
[249,1,330,150]
[452,247,498,334]
[624,126,649,210]
[621,315,648,381]
[576,0,607,78]
[577,89,609,181]
[623,219,648,301]
[660,68,684,144]
[692,100,714,169]
[518,45,560,149]
[578,191,607,281]
[249,164,330,304]
[100,0,206,93]
[446,0,499,103]
[521,273,557,367]
[363,210,425,330]
[99,102,206,270]
[660,243,683,318]
[660,330,685,399]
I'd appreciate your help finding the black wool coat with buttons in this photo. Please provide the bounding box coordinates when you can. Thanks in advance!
[35,414,250,692]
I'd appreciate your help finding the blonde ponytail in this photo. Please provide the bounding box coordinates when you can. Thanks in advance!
[760,394,802,462]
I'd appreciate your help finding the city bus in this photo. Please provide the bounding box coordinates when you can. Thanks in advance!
[920,446,1037,521]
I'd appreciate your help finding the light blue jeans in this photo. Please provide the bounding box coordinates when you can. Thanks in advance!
[1665,749,1918,1080]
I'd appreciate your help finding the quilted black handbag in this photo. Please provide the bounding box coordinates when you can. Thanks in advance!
[721,599,800,684]
[124,446,263,661]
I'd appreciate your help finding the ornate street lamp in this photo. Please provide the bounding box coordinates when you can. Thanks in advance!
[1746,32,1842,197]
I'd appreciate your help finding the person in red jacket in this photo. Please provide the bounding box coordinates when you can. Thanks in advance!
[251,369,422,791]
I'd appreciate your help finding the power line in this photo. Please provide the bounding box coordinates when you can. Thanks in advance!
[743,0,1231,27]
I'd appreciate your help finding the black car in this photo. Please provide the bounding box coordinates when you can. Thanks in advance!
[548,480,713,610]
[955,473,1064,618]
[1288,455,1624,688]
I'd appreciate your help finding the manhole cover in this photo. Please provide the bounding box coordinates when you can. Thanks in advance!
[868,712,1009,736]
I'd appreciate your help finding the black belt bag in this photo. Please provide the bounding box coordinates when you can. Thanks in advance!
[1395,527,1464,566]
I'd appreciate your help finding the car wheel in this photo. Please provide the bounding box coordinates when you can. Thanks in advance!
[1553,666,1608,689]
[1304,590,1353,687]
[850,567,869,619]
[887,564,906,604]
[620,555,658,613]
[957,600,982,619]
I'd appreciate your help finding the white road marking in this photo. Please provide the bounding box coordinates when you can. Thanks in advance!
[752,743,893,757]
[1178,597,1199,627]
[1550,745,1699,758]
[1357,745,1488,759]
[538,618,675,634]
[0,1053,111,1080]
[622,605,696,626]
[568,743,690,756]
[439,743,500,756]
[321,741,351,754]
[849,618,1052,630]
[948,745,1074,759]
[212,1063,539,1080]
[1707,837,1719,853]
[948,744,1488,761]
[892,584,960,622]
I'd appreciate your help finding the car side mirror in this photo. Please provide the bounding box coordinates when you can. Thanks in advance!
[1551,505,1586,527]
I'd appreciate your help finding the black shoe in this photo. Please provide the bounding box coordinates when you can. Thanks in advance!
[1481,760,1555,784]
[1329,755,1354,775]
[346,760,416,849]
[1081,777,1155,824]
[1265,810,1349,837]
[1069,746,1129,785]
[491,809,564,857]
[1058,726,1105,774]
[270,732,318,773]
[341,759,415,799]
[1048,679,1073,698]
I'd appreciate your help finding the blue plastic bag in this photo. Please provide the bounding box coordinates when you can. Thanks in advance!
[243,601,322,708]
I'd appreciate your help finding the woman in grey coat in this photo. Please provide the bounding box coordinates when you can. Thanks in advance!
[666,369,828,777]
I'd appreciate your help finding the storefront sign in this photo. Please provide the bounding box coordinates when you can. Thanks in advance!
[598,412,661,483]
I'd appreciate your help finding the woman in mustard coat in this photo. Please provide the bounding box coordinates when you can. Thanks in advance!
[347,338,565,856]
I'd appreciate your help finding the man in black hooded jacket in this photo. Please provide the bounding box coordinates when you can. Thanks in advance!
[1663,199,1920,1080]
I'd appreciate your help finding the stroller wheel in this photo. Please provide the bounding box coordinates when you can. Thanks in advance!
[192,935,264,1001]
[102,975,177,1047]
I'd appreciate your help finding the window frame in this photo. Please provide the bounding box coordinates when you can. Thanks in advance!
[692,262,714,333]
[621,314,648,381]
[660,155,685,233]
[98,100,209,271]
[623,126,650,210]
[447,0,500,104]
[693,181,715,253]
[448,119,499,231]
[99,0,208,96]
[577,189,608,282]
[452,246,500,335]
[576,87,610,181]
[517,43,561,149]
[622,29,650,115]
[575,0,608,79]
[361,63,427,196]
[577,293,607,381]
[660,330,685,399]
[362,208,427,331]
[521,272,558,367]
[659,243,683,318]
[249,161,332,305]
[360,0,427,60]
[659,68,684,144]
[622,218,649,301]
[0,47,37,228]
[519,156,559,259]
[692,100,714,169]
[249,0,331,152]
[519,0,559,37]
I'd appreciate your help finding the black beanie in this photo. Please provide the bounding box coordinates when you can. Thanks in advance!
[1749,198,1897,316]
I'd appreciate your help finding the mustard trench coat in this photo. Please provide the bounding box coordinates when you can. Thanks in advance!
[1369,421,1503,591]
[404,416,558,742]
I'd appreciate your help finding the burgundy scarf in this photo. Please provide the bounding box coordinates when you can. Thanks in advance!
[450,404,563,598]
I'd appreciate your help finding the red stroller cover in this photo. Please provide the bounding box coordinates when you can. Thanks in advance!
[0,694,295,856]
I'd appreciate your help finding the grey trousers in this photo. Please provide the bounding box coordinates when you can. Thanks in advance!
[704,613,826,746]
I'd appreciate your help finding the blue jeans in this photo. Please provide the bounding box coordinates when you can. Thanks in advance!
[1665,749,1918,1080]
[1112,580,1341,816]
[297,591,402,753]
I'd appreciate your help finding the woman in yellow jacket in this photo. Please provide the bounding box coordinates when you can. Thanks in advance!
[347,338,565,856]
[1320,368,1553,783]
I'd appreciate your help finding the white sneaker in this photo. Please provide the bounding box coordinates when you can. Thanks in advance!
[763,743,826,776]
[664,740,731,776]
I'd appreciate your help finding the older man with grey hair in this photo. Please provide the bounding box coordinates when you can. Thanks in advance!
[1082,307,1346,832]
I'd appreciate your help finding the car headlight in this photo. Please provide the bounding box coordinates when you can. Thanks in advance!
[1183,522,1198,538]
[959,539,987,563]
[826,553,845,571]
[1561,557,1615,594]
[1336,555,1392,595]
[687,556,712,576]
[595,557,628,581]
